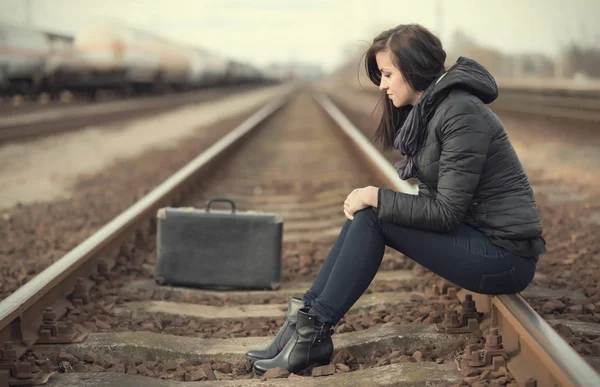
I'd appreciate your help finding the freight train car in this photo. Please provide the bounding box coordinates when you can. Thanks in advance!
[0,22,49,96]
[226,61,263,84]
[187,48,230,87]
[2,20,273,100]
[58,21,192,95]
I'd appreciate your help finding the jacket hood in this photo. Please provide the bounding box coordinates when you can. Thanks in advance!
[432,56,499,104]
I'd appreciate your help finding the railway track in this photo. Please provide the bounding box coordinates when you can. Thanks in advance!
[489,92,600,123]
[354,86,600,125]
[0,89,598,386]
[0,85,265,144]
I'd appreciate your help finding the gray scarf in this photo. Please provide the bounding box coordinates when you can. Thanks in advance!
[392,75,446,180]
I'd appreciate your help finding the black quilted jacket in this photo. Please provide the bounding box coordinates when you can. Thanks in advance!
[377,57,546,258]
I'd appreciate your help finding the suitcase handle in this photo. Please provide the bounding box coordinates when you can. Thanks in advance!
[205,198,236,213]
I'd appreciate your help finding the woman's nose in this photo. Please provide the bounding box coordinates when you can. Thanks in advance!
[379,79,387,91]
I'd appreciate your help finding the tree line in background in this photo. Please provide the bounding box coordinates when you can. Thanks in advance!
[447,30,600,79]
[336,28,600,83]
[562,43,600,78]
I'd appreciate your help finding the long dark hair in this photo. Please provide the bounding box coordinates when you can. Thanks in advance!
[365,24,446,149]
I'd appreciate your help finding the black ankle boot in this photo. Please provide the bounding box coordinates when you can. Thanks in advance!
[252,307,334,375]
[245,297,305,363]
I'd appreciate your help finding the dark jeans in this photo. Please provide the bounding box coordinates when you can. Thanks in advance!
[301,207,537,325]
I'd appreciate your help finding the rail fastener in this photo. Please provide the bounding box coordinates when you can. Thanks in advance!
[0,341,54,386]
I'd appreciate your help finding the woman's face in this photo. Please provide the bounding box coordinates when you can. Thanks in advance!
[375,50,420,107]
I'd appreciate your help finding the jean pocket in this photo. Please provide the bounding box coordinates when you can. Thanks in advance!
[478,267,522,295]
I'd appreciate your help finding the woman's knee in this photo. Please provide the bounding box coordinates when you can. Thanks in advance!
[352,207,379,227]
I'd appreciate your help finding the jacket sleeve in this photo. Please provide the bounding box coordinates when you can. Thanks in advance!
[377,100,492,232]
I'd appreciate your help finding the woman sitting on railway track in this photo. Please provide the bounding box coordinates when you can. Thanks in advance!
[247,23,547,375]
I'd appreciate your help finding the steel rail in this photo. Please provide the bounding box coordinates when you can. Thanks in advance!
[0,87,295,358]
[0,85,266,143]
[492,294,600,386]
[312,92,417,196]
[359,87,600,123]
[495,92,600,111]
[312,89,600,387]
[2,86,597,386]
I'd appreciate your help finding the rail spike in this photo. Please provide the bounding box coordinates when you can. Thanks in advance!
[426,281,459,300]
[0,342,54,386]
[435,294,482,333]
[70,278,90,306]
[37,307,88,344]
[467,327,509,368]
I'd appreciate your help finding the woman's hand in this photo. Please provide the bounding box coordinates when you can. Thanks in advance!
[343,186,379,220]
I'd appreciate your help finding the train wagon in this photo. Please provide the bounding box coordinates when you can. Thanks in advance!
[1,19,269,100]
[0,22,50,96]
[67,21,193,94]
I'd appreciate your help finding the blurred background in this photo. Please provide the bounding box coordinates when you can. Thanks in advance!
[1,2,600,380]
[1,0,599,88]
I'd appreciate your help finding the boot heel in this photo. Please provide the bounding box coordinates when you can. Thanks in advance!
[252,364,266,376]
[252,308,334,375]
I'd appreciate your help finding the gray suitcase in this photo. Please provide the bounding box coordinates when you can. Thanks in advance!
[155,198,283,290]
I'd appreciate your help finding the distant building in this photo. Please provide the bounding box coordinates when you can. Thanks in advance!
[446,30,556,79]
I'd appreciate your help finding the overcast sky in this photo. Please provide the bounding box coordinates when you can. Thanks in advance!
[0,0,598,72]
